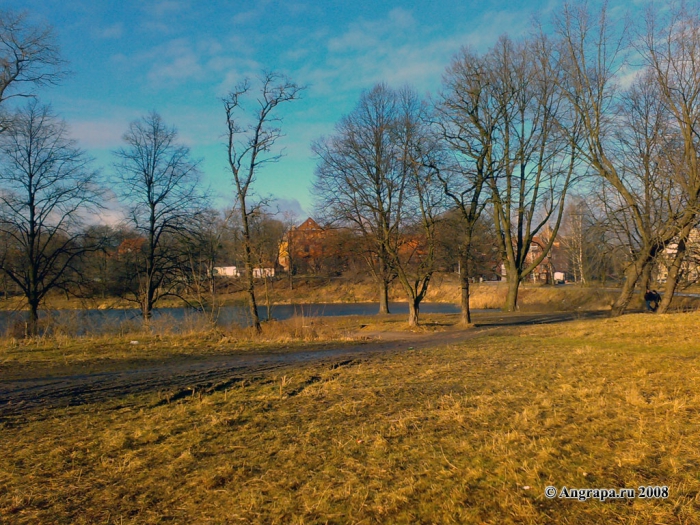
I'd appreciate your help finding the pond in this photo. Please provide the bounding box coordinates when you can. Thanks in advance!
[0,302,477,336]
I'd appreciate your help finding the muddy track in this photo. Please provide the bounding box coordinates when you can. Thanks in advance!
[0,310,609,419]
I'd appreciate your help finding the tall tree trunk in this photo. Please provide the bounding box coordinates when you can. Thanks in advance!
[504,265,520,312]
[142,274,154,322]
[378,279,390,314]
[28,297,39,337]
[377,247,391,314]
[639,261,653,295]
[408,297,419,327]
[610,256,648,316]
[243,246,260,332]
[239,200,261,332]
[142,294,152,322]
[459,250,471,324]
[657,224,692,314]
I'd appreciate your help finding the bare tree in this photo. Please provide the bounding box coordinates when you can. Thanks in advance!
[0,10,64,131]
[469,35,580,311]
[388,88,445,326]
[554,3,700,315]
[641,5,700,312]
[223,72,303,333]
[178,208,234,318]
[435,46,497,323]
[0,101,101,335]
[113,112,206,321]
[315,84,443,324]
[314,83,405,315]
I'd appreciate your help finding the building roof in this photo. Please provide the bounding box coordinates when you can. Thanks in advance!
[296,217,323,231]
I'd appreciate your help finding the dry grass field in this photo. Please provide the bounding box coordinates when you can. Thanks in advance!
[0,314,361,380]
[1,311,700,524]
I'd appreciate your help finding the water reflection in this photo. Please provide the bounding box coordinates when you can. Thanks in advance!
[0,302,473,335]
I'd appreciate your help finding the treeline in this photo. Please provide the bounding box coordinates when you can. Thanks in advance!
[313,3,700,324]
[2,4,700,335]
[0,10,304,335]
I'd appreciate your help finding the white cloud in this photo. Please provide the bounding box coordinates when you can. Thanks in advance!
[292,5,540,101]
[232,9,259,25]
[125,33,259,90]
[146,0,189,18]
[69,118,131,149]
[147,41,204,84]
[97,22,123,39]
[327,8,416,53]
[268,198,307,220]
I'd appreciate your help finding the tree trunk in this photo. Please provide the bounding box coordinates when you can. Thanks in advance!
[657,250,683,314]
[639,261,653,294]
[459,251,471,324]
[610,257,647,316]
[244,257,260,332]
[142,296,153,323]
[28,298,39,337]
[408,298,419,327]
[240,209,261,332]
[142,277,154,322]
[657,225,692,314]
[378,279,390,314]
[504,267,520,312]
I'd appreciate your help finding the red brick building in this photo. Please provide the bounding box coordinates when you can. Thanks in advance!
[278,218,327,272]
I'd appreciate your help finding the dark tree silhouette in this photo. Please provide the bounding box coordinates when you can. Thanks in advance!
[113,112,206,321]
[223,72,303,333]
[0,102,101,335]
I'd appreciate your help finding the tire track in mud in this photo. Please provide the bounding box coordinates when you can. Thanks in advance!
[0,310,608,418]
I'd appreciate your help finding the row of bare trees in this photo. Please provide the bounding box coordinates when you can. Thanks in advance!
[313,2,700,322]
[314,85,444,326]
[5,4,700,334]
[0,9,305,334]
[313,40,577,323]
[552,3,700,315]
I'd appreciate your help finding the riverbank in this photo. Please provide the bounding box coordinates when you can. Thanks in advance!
[1,311,698,523]
[0,274,626,313]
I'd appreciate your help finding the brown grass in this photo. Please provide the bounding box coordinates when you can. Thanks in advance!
[0,314,363,381]
[1,312,700,523]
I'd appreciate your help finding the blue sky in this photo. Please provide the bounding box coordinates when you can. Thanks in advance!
[9,0,575,220]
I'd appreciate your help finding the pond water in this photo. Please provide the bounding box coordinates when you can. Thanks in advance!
[0,302,475,336]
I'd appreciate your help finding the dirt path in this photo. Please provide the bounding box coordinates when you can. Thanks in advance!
[0,310,609,419]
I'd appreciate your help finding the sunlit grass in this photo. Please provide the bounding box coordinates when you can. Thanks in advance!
[0,314,365,380]
[1,312,699,523]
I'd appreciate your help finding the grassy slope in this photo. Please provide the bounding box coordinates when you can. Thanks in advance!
[1,312,699,523]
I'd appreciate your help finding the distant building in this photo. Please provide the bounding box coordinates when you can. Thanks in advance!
[212,266,240,278]
[657,228,700,283]
[279,217,327,272]
[501,231,571,284]
[253,267,275,278]
[116,237,145,256]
